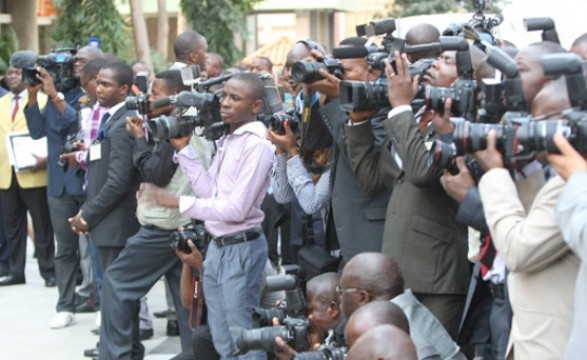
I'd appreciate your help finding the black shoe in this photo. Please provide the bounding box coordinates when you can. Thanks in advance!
[139,328,154,341]
[76,298,99,313]
[44,276,57,287]
[90,327,100,335]
[153,309,175,318]
[0,274,25,286]
[166,319,179,336]
[0,266,8,278]
[83,344,99,358]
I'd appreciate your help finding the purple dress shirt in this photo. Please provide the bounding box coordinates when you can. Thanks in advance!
[177,121,274,237]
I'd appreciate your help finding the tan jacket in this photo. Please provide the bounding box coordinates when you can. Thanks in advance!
[479,168,580,360]
[0,92,48,190]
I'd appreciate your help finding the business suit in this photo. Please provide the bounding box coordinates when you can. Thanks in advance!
[81,105,141,271]
[318,100,390,262]
[0,91,55,281]
[480,169,579,359]
[345,109,469,339]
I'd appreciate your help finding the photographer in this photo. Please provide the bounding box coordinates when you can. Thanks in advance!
[343,48,472,339]
[24,45,104,329]
[471,42,579,359]
[151,73,274,359]
[96,70,214,359]
[549,134,587,360]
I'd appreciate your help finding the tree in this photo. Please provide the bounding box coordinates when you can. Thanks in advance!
[156,0,169,59]
[9,0,39,53]
[128,0,153,70]
[389,0,502,18]
[52,0,130,56]
[180,0,262,66]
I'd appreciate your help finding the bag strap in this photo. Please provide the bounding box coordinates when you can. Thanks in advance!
[303,214,315,247]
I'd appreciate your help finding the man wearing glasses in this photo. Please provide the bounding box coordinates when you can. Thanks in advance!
[25,45,104,329]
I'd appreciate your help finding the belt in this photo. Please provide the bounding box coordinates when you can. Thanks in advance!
[212,229,262,247]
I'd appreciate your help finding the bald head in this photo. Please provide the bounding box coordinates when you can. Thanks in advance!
[406,23,441,61]
[74,46,104,78]
[347,325,418,360]
[570,33,587,59]
[344,300,410,348]
[174,31,208,68]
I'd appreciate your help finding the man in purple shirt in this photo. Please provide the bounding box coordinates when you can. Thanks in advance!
[152,72,274,359]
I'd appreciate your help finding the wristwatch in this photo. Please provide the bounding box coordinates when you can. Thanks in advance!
[52,92,65,103]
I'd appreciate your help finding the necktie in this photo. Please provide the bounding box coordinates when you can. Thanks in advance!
[12,95,20,122]
[96,113,110,142]
[89,107,101,142]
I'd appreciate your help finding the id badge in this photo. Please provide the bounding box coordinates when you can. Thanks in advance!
[89,143,102,161]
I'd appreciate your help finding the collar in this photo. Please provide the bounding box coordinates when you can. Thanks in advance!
[104,101,126,118]
[169,62,187,70]
[230,120,267,138]
[12,89,26,100]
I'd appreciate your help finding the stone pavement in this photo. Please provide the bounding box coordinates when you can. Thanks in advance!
[0,239,182,360]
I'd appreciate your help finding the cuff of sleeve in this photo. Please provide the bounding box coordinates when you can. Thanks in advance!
[173,144,198,163]
[347,119,370,127]
[179,196,196,215]
[135,137,149,149]
[76,151,87,169]
[387,105,412,119]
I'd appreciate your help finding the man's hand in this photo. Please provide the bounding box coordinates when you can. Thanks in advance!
[126,116,145,138]
[547,133,587,181]
[267,120,298,156]
[36,67,59,99]
[432,97,455,135]
[31,155,47,172]
[349,109,377,124]
[385,52,419,108]
[144,183,180,209]
[176,240,204,273]
[473,129,504,171]
[170,135,191,151]
[308,69,341,102]
[68,211,90,235]
[440,157,475,203]
[59,152,80,168]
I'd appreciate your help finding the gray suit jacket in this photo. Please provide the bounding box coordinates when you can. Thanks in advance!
[345,109,469,295]
[319,100,390,261]
[81,106,141,247]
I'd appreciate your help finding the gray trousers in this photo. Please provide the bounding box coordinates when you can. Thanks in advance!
[48,193,84,312]
[77,234,95,299]
[98,225,190,360]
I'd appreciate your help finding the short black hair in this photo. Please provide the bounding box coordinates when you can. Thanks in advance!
[81,58,109,78]
[101,61,133,88]
[174,31,206,61]
[155,70,189,94]
[254,56,273,70]
[230,72,264,101]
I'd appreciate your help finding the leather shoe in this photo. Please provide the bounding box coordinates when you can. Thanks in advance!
[83,344,99,358]
[76,298,99,313]
[45,276,57,287]
[0,274,25,286]
[139,328,154,341]
[166,319,179,336]
[153,309,175,318]
[90,327,100,335]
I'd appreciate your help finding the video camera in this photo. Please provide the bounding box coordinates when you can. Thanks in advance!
[125,73,150,115]
[444,0,502,47]
[168,221,210,257]
[22,48,78,92]
[524,17,560,44]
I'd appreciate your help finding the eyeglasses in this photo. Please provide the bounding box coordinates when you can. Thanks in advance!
[335,286,361,296]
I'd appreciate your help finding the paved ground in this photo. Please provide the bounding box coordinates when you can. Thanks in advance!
[0,239,182,360]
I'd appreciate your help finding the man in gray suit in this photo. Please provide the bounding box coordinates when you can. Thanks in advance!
[345,50,470,339]
[69,61,140,273]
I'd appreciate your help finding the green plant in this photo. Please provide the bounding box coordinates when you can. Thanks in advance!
[52,0,131,55]
[0,27,18,74]
[180,0,262,66]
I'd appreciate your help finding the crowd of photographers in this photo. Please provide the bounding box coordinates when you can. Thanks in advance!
[1,3,587,360]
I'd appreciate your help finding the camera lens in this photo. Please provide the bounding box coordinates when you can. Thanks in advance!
[291,61,326,83]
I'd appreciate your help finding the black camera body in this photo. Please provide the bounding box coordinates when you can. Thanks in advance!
[22,48,77,92]
[252,274,307,328]
[426,79,477,120]
[294,344,348,360]
[268,109,300,134]
[292,58,343,84]
[233,317,311,355]
[168,222,209,256]
[126,94,150,115]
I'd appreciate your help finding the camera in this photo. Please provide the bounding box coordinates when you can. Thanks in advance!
[252,274,307,327]
[426,79,477,119]
[524,17,560,44]
[269,109,300,134]
[22,48,77,92]
[294,344,348,360]
[291,58,343,84]
[232,317,311,354]
[126,73,150,115]
[168,221,210,256]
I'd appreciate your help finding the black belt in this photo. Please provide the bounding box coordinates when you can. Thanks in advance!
[212,229,262,247]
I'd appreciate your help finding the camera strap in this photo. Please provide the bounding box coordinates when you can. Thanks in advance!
[189,272,205,329]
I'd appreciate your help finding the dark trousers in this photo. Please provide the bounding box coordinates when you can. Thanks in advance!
[48,193,84,312]
[98,226,191,360]
[0,199,10,271]
[261,194,292,266]
[415,292,466,341]
[0,172,54,280]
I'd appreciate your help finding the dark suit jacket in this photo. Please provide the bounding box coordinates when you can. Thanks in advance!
[81,106,140,247]
[319,100,390,261]
[345,109,469,295]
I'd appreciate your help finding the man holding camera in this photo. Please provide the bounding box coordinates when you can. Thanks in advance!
[24,45,103,329]
[152,73,274,359]
[0,51,55,287]
[97,70,214,359]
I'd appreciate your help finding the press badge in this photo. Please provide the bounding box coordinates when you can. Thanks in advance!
[89,143,102,161]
